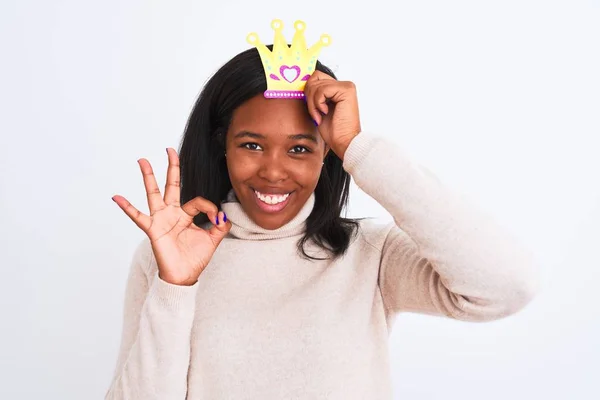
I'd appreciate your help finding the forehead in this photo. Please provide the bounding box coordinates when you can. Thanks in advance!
[229,95,315,136]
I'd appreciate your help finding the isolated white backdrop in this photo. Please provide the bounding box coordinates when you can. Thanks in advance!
[1,0,599,399]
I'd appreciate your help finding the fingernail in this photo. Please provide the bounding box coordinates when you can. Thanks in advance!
[166,148,169,154]
[216,215,219,225]
[223,213,227,223]
[313,119,319,126]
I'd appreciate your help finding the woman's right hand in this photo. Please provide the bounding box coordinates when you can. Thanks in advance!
[112,148,231,286]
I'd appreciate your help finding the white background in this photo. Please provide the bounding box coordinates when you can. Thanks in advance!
[1,0,599,398]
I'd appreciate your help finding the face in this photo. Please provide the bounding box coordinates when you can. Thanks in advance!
[225,94,328,230]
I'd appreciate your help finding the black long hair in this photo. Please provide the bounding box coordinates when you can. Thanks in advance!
[178,46,360,260]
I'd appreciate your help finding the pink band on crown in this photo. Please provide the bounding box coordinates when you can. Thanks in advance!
[264,90,305,99]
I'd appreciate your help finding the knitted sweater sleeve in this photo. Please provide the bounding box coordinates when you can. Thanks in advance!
[105,237,198,399]
[342,132,540,322]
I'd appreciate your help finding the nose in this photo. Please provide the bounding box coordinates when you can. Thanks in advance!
[257,152,289,183]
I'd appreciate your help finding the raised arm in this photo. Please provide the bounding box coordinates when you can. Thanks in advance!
[107,146,231,397]
[343,132,540,322]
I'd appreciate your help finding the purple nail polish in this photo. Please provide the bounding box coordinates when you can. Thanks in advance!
[223,213,227,223]
[216,215,219,225]
[313,119,319,126]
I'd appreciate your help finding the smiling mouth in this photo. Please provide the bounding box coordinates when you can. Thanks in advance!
[254,190,291,205]
[251,188,294,213]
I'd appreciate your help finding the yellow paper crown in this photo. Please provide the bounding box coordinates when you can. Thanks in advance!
[246,19,331,99]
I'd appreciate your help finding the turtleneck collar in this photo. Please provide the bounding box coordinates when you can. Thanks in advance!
[220,189,315,240]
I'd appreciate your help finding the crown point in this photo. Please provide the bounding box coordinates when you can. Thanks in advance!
[320,34,332,46]
[294,20,306,31]
[246,33,258,44]
[271,19,283,30]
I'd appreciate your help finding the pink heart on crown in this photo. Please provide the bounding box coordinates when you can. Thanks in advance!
[280,65,301,83]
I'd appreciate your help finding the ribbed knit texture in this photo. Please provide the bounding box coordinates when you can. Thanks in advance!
[105,132,539,399]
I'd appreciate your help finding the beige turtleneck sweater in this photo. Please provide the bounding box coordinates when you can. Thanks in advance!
[104,132,539,399]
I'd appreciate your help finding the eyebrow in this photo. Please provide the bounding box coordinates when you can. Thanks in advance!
[233,131,318,144]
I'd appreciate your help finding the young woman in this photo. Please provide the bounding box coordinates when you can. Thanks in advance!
[106,46,539,399]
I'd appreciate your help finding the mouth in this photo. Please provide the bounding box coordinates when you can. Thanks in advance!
[252,188,293,213]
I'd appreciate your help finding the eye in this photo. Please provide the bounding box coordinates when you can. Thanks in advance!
[241,142,263,151]
[289,145,311,154]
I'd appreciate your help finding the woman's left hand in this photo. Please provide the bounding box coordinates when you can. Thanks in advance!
[304,70,361,160]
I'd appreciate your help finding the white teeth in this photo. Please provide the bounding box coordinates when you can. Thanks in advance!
[254,190,290,205]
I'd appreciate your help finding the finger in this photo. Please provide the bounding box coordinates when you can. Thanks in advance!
[208,211,231,246]
[318,99,329,116]
[138,158,165,214]
[181,196,220,224]
[164,148,181,206]
[112,195,152,232]
[304,80,326,124]
[306,81,344,125]
[315,81,356,115]
[311,86,330,116]
[309,70,335,82]
[305,72,336,124]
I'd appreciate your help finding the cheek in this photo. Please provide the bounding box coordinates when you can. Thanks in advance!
[226,156,257,183]
[295,159,323,187]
